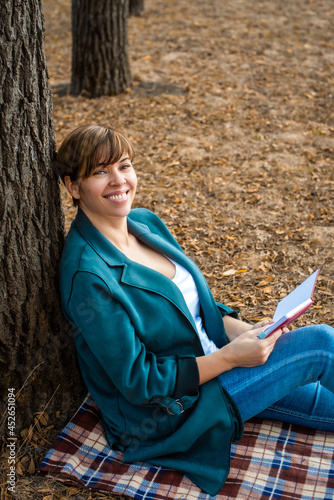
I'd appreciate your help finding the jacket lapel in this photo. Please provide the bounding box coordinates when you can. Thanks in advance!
[73,208,199,331]
[74,208,225,345]
[120,261,197,330]
[126,216,224,343]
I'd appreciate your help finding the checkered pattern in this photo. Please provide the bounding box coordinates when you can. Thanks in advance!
[39,395,334,499]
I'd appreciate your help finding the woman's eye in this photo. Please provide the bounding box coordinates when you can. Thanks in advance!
[93,169,107,175]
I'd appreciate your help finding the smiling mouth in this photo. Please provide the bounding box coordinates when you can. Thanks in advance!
[105,191,128,200]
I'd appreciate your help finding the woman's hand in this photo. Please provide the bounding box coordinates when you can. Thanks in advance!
[249,320,273,331]
[223,316,276,342]
[250,320,290,335]
[220,326,283,370]
[196,325,284,384]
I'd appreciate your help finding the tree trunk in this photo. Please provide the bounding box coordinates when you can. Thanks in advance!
[71,0,132,97]
[0,0,85,434]
[129,0,144,17]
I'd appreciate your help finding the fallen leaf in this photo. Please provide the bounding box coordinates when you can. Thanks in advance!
[222,269,237,276]
[27,457,36,474]
[257,276,274,287]
[262,286,274,294]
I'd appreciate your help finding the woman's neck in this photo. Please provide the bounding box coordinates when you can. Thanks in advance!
[80,207,131,250]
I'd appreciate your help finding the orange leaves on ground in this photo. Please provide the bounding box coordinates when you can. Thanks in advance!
[222,269,248,276]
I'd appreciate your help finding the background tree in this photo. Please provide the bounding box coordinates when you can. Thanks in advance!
[130,0,144,17]
[0,0,85,433]
[71,0,132,97]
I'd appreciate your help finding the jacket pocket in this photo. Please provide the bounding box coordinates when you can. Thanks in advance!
[118,396,174,445]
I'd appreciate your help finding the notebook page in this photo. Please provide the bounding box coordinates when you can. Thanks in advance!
[273,269,319,322]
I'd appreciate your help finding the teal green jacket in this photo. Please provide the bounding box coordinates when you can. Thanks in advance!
[60,207,243,496]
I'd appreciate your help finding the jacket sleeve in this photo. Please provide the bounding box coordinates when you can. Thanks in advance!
[216,302,239,319]
[67,270,199,407]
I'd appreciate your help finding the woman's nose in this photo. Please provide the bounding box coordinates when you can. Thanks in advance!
[108,170,126,186]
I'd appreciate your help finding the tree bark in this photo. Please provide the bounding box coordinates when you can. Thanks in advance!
[0,0,85,433]
[71,0,132,97]
[129,0,144,17]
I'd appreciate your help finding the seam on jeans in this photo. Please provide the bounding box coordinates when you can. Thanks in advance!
[266,405,334,423]
[223,351,334,395]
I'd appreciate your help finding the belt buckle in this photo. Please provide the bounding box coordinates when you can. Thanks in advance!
[166,400,184,415]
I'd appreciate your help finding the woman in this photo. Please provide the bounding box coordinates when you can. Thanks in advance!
[57,125,334,496]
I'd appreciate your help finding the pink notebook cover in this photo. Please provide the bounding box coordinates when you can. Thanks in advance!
[258,269,319,339]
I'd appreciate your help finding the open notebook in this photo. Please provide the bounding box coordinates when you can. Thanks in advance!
[258,269,320,339]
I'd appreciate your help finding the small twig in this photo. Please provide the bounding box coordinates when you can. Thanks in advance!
[15,362,45,400]
[18,384,60,453]
[0,362,45,432]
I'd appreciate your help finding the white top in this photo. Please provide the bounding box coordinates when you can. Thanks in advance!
[169,259,219,356]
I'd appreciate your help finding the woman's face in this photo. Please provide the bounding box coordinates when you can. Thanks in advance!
[66,153,137,222]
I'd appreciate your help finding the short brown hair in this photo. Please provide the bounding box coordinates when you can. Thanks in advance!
[55,125,134,204]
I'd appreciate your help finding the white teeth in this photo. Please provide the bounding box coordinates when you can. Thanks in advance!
[107,193,127,200]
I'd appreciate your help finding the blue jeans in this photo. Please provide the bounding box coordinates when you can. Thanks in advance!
[218,324,334,431]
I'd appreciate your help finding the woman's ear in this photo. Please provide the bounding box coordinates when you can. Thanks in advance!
[64,176,80,200]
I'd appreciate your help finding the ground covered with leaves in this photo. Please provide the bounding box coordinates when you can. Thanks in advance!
[2,0,334,498]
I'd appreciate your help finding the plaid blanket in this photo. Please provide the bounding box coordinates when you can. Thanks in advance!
[39,395,334,500]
